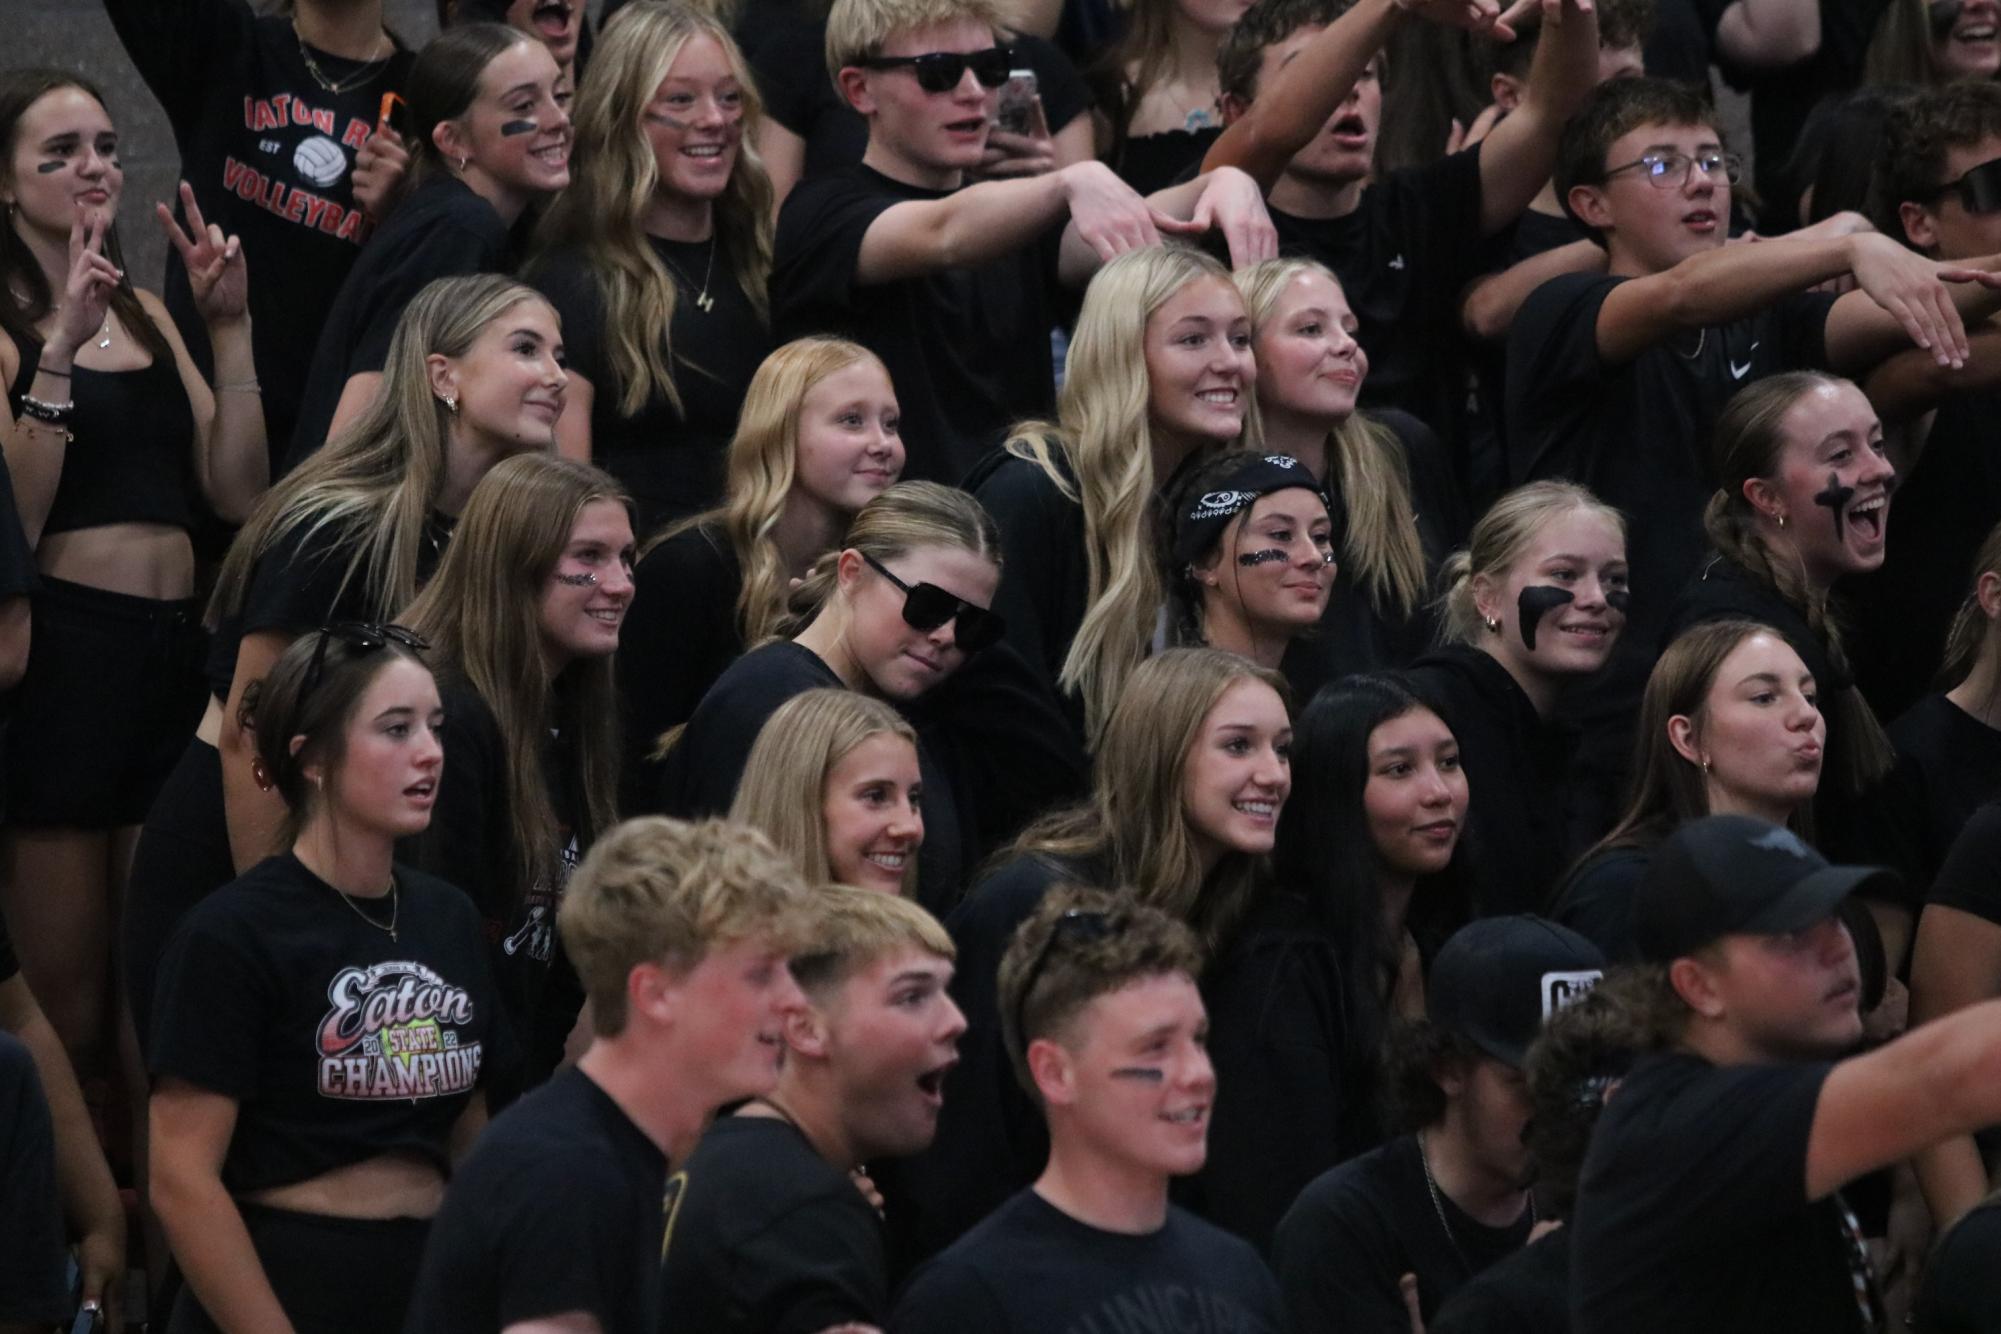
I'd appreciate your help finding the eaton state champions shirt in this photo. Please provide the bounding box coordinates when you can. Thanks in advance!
[149,854,502,1193]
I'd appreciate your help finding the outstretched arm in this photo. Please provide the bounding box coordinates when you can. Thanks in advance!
[1472,0,1599,235]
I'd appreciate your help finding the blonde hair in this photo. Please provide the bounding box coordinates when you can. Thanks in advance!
[729,689,920,896]
[1940,519,2001,689]
[532,2,773,419]
[1436,481,1626,645]
[653,337,890,645]
[1703,371,1894,791]
[208,275,550,634]
[403,454,630,914]
[560,816,813,1034]
[1235,258,1428,618]
[788,883,955,1002]
[1006,246,1260,739]
[825,0,1005,86]
[1011,647,1286,951]
[781,480,1001,636]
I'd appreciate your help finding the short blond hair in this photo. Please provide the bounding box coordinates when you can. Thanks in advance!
[824,0,1005,87]
[559,817,813,1034]
[789,884,956,1003]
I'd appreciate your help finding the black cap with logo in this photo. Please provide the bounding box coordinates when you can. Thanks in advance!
[1427,915,1606,1068]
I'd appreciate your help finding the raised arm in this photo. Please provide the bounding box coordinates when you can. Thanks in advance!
[1461,237,1606,340]
[1472,0,1600,235]
[1824,251,2001,374]
[1863,326,2001,427]
[1713,0,1821,70]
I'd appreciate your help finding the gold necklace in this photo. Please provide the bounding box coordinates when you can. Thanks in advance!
[296,23,392,95]
[332,875,399,941]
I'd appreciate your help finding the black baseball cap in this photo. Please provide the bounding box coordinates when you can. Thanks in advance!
[1427,916,1605,1068]
[1632,814,1902,964]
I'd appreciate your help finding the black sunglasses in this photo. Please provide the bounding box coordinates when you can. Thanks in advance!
[305,621,430,695]
[1012,908,1116,1058]
[860,552,1006,653]
[856,47,1013,94]
[1922,153,2001,215]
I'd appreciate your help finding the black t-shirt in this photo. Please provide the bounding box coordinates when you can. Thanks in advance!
[1270,145,1486,444]
[1404,645,1592,916]
[661,641,967,910]
[617,522,744,812]
[1431,1224,1572,1334]
[0,1031,66,1326]
[289,174,514,469]
[966,449,1090,742]
[404,679,586,1102]
[205,507,453,699]
[404,1066,667,1334]
[1571,1051,1877,1333]
[1551,844,1652,963]
[745,9,1091,188]
[772,164,1064,484]
[1273,1134,1533,1331]
[1507,273,1837,667]
[104,0,413,457]
[148,853,498,1194]
[890,1189,1290,1333]
[1847,388,2001,720]
[1913,1196,2001,1334]
[897,852,1095,1264]
[658,1114,886,1332]
[1180,890,1381,1253]
[527,240,771,533]
[1925,800,2001,926]
[1279,409,1456,704]
[1870,694,2001,896]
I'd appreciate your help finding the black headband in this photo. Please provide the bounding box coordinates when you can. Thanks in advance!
[1171,454,1329,570]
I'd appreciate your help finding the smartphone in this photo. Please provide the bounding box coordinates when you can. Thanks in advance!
[995,70,1039,136]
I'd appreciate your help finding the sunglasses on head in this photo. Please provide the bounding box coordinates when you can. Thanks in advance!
[1924,153,2001,214]
[1012,908,1116,1058]
[860,551,1006,653]
[304,621,430,695]
[856,46,1013,94]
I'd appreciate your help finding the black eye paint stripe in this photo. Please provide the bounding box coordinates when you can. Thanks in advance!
[1110,1067,1166,1082]
[1237,549,1288,567]
[499,119,539,136]
[553,571,596,587]
[36,160,66,174]
[1814,470,1856,543]
[1516,585,1574,652]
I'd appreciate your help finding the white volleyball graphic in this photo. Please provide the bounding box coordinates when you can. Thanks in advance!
[293,134,348,189]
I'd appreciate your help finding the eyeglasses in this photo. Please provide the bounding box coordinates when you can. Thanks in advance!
[1920,153,2001,214]
[1011,908,1115,1058]
[304,621,430,695]
[860,551,1006,653]
[1602,150,1744,189]
[855,47,1014,94]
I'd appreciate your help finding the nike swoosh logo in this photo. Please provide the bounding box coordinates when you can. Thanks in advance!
[1730,340,1760,380]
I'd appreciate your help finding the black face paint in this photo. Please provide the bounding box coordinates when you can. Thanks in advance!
[1516,585,1575,652]
[553,571,597,587]
[1109,1067,1166,1082]
[643,110,692,131]
[1237,548,1288,568]
[1813,470,1856,544]
[1932,0,1965,40]
[1606,589,1632,614]
[35,159,65,174]
[499,119,540,137]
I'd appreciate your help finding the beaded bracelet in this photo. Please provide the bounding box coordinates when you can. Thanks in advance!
[18,393,74,424]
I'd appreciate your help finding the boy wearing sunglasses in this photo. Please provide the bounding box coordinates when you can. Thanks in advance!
[889,886,1288,1333]
[772,0,1277,488]
[1844,81,2001,718]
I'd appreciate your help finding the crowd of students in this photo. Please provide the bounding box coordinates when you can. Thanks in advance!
[11,0,2001,1327]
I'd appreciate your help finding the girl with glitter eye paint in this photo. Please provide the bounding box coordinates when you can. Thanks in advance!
[528,4,776,533]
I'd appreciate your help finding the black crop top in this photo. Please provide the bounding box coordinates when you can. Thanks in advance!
[148,853,500,1194]
[7,337,198,536]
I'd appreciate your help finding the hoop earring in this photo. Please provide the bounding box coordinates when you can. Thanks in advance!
[1482,614,1501,634]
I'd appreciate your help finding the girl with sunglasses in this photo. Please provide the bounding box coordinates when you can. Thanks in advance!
[126,273,565,1053]
[618,336,902,808]
[289,22,571,467]
[149,625,500,1334]
[659,481,1002,914]
[528,3,774,532]
[1164,449,1337,671]
[401,453,633,1103]
[907,647,1290,1259]
[731,687,925,897]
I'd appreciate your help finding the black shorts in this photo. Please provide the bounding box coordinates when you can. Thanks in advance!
[127,738,233,1056]
[165,1204,430,1334]
[7,577,205,828]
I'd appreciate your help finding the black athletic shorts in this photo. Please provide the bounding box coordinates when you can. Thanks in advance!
[165,1203,430,1334]
[7,577,205,827]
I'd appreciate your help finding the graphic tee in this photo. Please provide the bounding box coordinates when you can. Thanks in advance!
[149,853,498,1193]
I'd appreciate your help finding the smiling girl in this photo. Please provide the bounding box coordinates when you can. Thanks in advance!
[530,2,775,530]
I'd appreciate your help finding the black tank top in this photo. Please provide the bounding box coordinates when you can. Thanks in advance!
[7,334,198,536]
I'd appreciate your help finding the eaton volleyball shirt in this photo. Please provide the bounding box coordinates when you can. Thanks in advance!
[149,853,501,1193]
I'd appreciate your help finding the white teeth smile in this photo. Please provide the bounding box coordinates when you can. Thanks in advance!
[1234,800,1276,816]
[683,145,725,157]
[586,609,622,622]
[865,852,906,870]
[1162,1108,1205,1124]
[1197,390,1237,404]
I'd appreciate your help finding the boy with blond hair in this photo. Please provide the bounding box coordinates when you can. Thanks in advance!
[405,817,812,1334]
